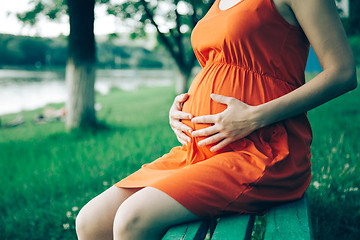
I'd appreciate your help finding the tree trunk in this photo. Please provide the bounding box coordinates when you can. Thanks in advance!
[175,64,193,94]
[66,59,96,129]
[65,0,96,131]
[175,69,188,94]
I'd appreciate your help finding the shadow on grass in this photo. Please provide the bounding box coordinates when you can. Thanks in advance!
[47,121,130,140]
[309,186,360,240]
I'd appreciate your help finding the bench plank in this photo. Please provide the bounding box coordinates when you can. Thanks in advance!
[212,214,255,240]
[162,193,312,240]
[264,194,313,240]
[162,221,202,240]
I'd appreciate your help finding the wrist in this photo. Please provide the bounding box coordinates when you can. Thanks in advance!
[252,103,269,129]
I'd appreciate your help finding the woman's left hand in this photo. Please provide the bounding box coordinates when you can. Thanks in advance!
[191,94,261,152]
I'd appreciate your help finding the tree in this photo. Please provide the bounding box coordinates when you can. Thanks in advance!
[347,0,360,35]
[17,0,102,130]
[107,0,214,93]
[336,0,360,35]
[65,0,97,130]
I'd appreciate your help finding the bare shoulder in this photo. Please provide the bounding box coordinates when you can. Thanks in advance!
[272,0,299,27]
[287,0,339,14]
[285,0,340,26]
[286,0,355,72]
[285,0,345,43]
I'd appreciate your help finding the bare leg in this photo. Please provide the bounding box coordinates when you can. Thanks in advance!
[76,186,140,240]
[113,187,200,240]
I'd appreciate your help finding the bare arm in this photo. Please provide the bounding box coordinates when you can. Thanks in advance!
[192,0,357,151]
[255,0,357,128]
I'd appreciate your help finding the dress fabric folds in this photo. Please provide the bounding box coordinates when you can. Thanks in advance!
[115,0,312,217]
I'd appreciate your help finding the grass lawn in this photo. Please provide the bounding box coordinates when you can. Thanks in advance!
[0,75,359,239]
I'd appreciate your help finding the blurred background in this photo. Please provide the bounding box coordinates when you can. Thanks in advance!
[0,0,359,239]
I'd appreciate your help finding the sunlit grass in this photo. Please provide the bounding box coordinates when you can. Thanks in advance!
[0,72,359,239]
[0,86,179,239]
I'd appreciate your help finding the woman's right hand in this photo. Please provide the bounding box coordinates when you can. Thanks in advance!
[169,93,193,145]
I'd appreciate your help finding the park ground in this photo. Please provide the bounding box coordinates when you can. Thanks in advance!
[0,71,359,239]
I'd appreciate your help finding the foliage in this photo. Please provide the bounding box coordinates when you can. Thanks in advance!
[14,0,213,93]
[17,0,68,25]
[338,0,360,36]
[16,0,112,25]
[0,34,63,67]
[0,34,167,69]
[349,35,360,65]
[107,0,214,92]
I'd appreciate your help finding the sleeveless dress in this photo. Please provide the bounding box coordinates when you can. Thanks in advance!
[115,0,312,217]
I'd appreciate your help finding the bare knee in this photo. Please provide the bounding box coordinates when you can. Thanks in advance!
[76,203,113,240]
[75,206,97,239]
[113,205,146,239]
[113,201,164,240]
[76,186,140,239]
[112,187,199,240]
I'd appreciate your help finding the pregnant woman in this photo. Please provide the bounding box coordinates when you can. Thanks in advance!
[76,0,357,239]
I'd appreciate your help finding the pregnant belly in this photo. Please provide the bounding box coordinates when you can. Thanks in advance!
[180,63,264,157]
[181,78,223,132]
[181,65,241,132]
[179,63,303,161]
[180,73,242,159]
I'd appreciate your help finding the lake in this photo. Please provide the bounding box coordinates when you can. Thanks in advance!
[0,68,175,116]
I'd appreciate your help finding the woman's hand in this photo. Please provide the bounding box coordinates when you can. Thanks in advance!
[169,93,193,145]
[191,94,261,152]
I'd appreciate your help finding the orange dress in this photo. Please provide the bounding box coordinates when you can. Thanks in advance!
[115,0,312,217]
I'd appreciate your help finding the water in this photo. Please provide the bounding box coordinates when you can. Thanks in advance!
[0,68,175,116]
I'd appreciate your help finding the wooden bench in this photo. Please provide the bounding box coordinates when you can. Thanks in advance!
[163,193,313,240]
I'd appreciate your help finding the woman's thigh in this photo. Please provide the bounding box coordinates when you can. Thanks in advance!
[76,186,140,240]
[113,187,200,239]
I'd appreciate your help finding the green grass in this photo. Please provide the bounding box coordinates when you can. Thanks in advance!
[0,86,179,239]
[306,82,360,238]
[0,75,359,239]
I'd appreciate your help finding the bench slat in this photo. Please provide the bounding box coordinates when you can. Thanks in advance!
[162,193,312,240]
[211,214,255,240]
[162,221,202,240]
[264,194,313,240]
